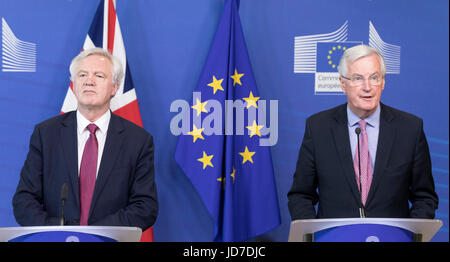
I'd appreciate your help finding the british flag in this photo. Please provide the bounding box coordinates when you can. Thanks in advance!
[60,0,153,241]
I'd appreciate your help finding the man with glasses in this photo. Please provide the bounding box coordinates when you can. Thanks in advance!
[288,45,438,220]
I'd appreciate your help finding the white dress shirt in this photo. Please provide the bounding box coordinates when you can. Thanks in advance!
[77,110,111,178]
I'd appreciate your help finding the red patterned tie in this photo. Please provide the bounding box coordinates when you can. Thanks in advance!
[79,123,99,225]
[353,120,373,206]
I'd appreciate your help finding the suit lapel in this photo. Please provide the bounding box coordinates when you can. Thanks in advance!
[60,111,80,207]
[366,104,396,206]
[89,113,125,217]
[331,105,363,206]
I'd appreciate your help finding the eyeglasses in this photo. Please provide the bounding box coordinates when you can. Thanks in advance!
[341,74,383,86]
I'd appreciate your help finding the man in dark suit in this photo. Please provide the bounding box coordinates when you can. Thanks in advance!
[13,48,158,231]
[288,45,438,220]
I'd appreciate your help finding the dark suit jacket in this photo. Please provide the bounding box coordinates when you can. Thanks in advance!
[13,111,158,230]
[287,103,438,220]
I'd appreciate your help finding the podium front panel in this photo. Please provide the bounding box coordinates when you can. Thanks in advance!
[288,218,443,242]
[0,226,142,242]
[314,224,414,242]
[9,231,117,242]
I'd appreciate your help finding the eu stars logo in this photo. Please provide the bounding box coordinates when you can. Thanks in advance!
[316,42,360,72]
[326,45,346,70]
[191,68,265,187]
[315,41,361,94]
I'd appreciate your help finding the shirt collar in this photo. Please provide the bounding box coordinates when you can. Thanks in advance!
[347,103,381,128]
[77,110,111,136]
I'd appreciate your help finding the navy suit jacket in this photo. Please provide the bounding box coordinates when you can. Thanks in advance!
[13,111,158,230]
[288,103,438,220]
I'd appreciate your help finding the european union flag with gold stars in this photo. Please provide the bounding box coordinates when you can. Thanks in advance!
[175,0,280,241]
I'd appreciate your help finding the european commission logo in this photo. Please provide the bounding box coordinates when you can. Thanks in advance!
[294,21,400,94]
[1,18,37,72]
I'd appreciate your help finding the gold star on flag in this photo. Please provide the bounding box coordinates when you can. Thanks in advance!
[197,151,214,170]
[230,166,236,183]
[207,75,224,94]
[230,69,244,87]
[217,176,225,183]
[191,98,208,116]
[243,91,260,109]
[239,146,255,164]
[187,124,204,143]
[217,175,226,189]
[218,167,236,185]
[246,120,263,138]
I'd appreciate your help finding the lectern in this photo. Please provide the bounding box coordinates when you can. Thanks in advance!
[288,218,443,242]
[0,226,142,242]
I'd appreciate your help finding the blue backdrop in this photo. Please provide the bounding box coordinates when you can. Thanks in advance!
[0,0,448,242]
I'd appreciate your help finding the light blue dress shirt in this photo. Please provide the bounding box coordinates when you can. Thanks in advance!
[347,104,380,169]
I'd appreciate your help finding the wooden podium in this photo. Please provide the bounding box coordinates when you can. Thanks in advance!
[0,226,142,242]
[288,218,443,242]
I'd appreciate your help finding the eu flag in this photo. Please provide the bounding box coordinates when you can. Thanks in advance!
[174,0,280,241]
[316,42,362,72]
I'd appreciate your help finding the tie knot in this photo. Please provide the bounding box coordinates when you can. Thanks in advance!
[358,120,367,130]
[87,123,98,134]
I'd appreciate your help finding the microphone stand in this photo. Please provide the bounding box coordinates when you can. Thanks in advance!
[60,183,68,226]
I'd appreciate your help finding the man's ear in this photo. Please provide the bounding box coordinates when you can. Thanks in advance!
[339,77,347,94]
[111,83,119,97]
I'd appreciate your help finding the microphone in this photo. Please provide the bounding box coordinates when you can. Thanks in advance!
[355,128,366,218]
[60,183,68,226]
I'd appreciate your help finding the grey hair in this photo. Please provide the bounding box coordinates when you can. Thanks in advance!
[337,45,386,77]
[69,47,124,85]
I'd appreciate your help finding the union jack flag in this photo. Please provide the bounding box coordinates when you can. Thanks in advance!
[60,0,153,241]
